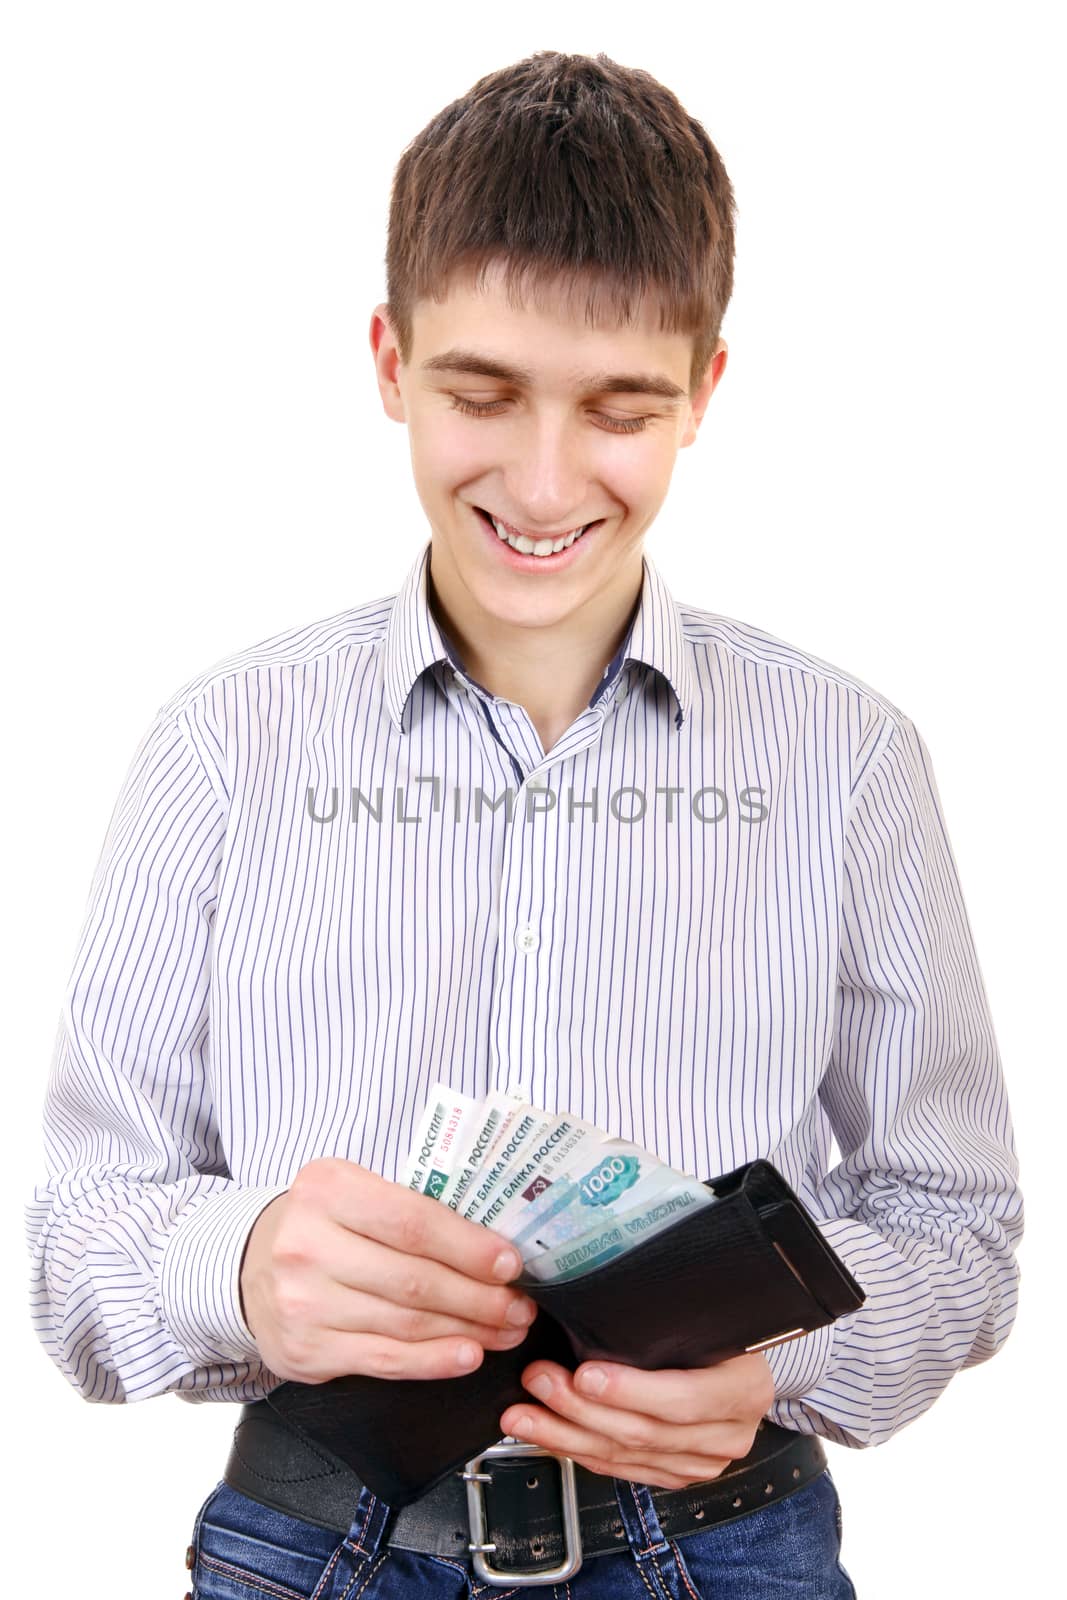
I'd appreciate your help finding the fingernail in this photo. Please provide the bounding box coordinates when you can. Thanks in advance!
[506,1297,534,1326]
[578,1367,606,1395]
[493,1248,521,1281]
[528,1374,553,1400]
[456,1342,480,1370]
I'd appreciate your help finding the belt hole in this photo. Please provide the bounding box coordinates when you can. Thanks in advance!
[453,1530,465,1542]
[531,1542,545,1557]
[732,1496,742,1508]
[612,1522,625,1538]
[764,1482,774,1495]
[526,1475,539,1489]
[793,1467,801,1479]
[693,1509,705,1521]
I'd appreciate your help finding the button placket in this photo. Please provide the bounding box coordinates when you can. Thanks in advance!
[489,774,530,1094]
[484,701,609,1100]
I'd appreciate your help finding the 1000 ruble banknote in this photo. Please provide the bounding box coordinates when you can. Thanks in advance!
[400,1081,715,1283]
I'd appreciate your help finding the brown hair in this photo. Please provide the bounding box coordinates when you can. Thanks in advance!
[384,51,737,400]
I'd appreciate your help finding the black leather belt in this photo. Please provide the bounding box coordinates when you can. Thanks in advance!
[223,1398,827,1586]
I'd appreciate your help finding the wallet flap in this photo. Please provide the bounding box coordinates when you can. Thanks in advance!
[737,1161,866,1317]
[518,1179,839,1369]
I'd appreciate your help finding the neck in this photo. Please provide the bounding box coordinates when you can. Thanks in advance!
[427,545,643,745]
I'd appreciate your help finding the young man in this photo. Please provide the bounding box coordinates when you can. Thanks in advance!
[26,51,1022,1599]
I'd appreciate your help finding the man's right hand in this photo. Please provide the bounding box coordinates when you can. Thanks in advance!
[238,1157,539,1384]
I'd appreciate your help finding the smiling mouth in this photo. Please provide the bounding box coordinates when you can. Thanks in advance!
[474,506,599,556]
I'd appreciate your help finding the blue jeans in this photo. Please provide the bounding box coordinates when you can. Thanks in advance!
[187,1469,858,1598]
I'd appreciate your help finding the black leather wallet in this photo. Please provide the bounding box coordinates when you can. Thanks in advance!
[263,1159,865,1508]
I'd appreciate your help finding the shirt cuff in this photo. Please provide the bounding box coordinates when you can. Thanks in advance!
[761,1320,838,1400]
[159,1183,292,1366]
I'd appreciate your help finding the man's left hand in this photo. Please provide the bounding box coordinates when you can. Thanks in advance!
[499,1351,776,1490]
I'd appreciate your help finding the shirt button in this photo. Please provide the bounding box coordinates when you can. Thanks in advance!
[515,923,539,954]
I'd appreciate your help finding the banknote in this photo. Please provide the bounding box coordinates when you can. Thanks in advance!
[489,1127,647,1243]
[505,1137,675,1257]
[459,1104,636,1229]
[458,1106,560,1223]
[400,1083,479,1199]
[401,1085,713,1283]
[519,1180,715,1282]
[436,1090,530,1211]
[476,1114,608,1237]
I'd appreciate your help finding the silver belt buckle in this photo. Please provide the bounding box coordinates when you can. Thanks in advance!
[461,1437,583,1587]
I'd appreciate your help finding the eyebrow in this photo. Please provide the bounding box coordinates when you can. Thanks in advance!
[419,348,688,404]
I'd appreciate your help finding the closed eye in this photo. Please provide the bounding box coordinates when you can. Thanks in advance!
[447,395,649,434]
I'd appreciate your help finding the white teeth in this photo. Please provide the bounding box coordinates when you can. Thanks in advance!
[489,515,588,556]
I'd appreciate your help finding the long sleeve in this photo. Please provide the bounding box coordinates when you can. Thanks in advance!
[763,713,1023,1447]
[23,703,289,1404]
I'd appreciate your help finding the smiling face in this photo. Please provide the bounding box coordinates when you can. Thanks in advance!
[370,259,726,675]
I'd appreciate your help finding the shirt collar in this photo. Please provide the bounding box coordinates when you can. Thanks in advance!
[383,537,693,735]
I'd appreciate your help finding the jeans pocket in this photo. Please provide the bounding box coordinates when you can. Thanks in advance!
[189,1478,225,1548]
[191,1482,350,1600]
[668,1471,847,1599]
[824,1467,844,1549]
[821,1469,860,1598]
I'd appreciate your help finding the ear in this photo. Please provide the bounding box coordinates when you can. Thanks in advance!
[369,303,406,423]
[680,339,728,448]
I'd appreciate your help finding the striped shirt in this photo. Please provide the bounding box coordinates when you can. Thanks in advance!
[24,536,1023,1449]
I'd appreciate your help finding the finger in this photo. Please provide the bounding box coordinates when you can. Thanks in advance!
[500,1394,746,1480]
[318,1281,537,1350]
[498,1401,627,1466]
[507,1365,754,1461]
[568,1455,709,1491]
[313,1327,491,1382]
[568,1356,773,1427]
[569,1455,693,1490]
[325,1222,537,1330]
[605,1452,733,1484]
[305,1161,527,1288]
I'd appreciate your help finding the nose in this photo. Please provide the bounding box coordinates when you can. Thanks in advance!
[497,411,592,532]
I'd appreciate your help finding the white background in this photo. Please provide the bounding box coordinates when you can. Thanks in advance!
[3,4,1062,1594]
